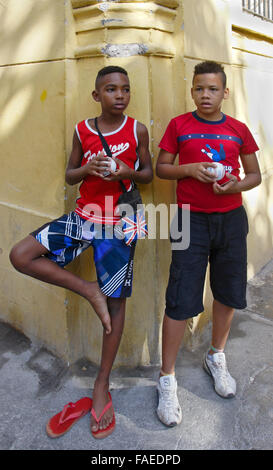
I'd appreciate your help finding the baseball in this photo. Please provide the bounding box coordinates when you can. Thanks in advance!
[207,162,225,181]
[103,159,117,176]
[110,159,117,172]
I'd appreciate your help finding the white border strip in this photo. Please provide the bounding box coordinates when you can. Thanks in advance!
[85,115,128,136]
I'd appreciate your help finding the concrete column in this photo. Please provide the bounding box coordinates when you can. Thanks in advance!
[66,0,184,366]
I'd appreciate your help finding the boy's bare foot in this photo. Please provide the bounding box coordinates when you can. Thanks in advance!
[90,379,114,433]
[85,281,111,335]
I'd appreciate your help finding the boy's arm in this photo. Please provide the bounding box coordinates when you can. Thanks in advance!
[133,122,153,184]
[104,122,153,184]
[65,131,110,185]
[156,149,219,183]
[213,152,262,195]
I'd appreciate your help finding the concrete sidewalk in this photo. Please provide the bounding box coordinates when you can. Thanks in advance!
[0,260,272,451]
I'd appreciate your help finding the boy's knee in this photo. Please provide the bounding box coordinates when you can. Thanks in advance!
[107,297,126,316]
[9,244,27,272]
[9,245,20,270]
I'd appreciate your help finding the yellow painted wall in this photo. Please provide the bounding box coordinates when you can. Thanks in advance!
[1,0,272,365]
[0,0,70,358]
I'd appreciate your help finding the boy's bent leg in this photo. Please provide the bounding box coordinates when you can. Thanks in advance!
[9,235,111,334]
[91,297,126,433]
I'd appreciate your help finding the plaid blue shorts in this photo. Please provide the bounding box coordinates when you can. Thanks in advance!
[30,212,136,298]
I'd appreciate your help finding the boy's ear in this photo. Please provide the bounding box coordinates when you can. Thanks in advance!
[224,87,229,100]
[92,89,100,102]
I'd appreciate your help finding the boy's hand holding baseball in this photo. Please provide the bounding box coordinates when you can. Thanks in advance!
[188,162,218,183]
[102,158,133,181]
[85,152,112,178]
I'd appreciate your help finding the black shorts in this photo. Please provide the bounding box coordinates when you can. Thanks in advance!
[165,206,249,321]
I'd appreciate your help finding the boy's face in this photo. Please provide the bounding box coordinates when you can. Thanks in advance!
[92,72,130,115]
[191,73,229,121]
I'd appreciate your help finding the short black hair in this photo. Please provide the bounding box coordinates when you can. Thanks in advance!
[193,61,227,88]
[95,66,128,89]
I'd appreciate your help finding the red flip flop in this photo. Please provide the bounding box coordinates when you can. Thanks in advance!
[46,397,92,438]
[91,392,115,439]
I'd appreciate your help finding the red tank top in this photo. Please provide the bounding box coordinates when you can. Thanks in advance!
[74,115,139,224]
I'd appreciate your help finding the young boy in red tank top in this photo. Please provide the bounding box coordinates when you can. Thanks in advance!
[10,66,153,439]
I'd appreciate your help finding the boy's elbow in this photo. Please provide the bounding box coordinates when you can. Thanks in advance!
[65,171,73,186]
[156,164,164,179]
[254,171,262,188]
[147,169,153,183]
[139,167,153,184]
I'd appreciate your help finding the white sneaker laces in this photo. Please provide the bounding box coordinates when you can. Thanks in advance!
[215,361,229,382]
[161,388,176,407]
[211,355,232,386]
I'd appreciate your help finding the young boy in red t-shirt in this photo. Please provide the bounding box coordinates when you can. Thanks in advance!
[10,66,153,438]
[156,61,261,427]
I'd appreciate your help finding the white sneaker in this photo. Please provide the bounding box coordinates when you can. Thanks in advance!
[203,352,236,398]
[156,375,182,427]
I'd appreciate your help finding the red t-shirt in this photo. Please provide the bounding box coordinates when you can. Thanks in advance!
[74,115,139,223]
[159,111,259,213]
